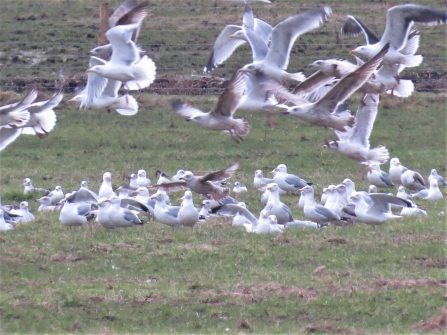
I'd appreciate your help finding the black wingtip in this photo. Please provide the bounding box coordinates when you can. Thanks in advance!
[170,99,184,111]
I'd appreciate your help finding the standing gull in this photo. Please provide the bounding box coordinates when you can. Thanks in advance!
[411,179,443,201]
[401,169,426,191]
[99,172,116,198]
[428,169,447,187]
[105,195,144,228]
[263,183,294,225]
[367,164,395,188]
[151,192,181,228]
[389,157,408,186]
[271,164,312,193]
[171,70,249,143]
[177,191,199,228]
[300,186,340,224]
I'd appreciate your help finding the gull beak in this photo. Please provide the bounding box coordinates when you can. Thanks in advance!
[85,69,93,74]
[104,199,110,203]
[350,50,357,55]
[177,197,183,202]
[397,162,401,165]
[150,195,156,200]
[131,191,138,196]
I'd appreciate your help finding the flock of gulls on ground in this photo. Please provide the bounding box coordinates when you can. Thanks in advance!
[0,0,446,232]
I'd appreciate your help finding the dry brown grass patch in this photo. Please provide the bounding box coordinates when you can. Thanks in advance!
[413,257,447,268]
[51,255,90,262]
[304,322,356,334]
[237,317,253,331]
[412,307,447,332]
[271,235,300,246]
[324,237,348,244]
[368,278,446,292]
[229,284,317,301]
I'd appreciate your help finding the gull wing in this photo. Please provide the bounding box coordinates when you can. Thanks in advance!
[203,25,246,73]
[84,56,109,108]
[216,204,258,226]
[171,100,205,118]
[151,181,188,192]
[265,7,332,70]
[109,0,138,27]
[200,161,239,182]
[382,4,447,50]
[315,43,388,112]
[107,24,140,65]
[210,70,246,117]
[242,4,269,62]
[341,15,380,45]
[348,93,379,148]
[0,126,21,151]
[114,1,148,42]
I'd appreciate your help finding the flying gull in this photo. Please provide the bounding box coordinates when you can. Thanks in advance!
[240,6,332,82]
[152,162,239,201]
[324,94,389,164]
[350,4,447,67]
[171,70,249,143]
[273,44,388,132]
[86,23,156,94]
[71,57,138,116]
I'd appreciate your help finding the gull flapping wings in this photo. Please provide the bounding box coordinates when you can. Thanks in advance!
[0,90,37,127]
[199,161,239,183]
[265,7,332,70]
[341,15,380,44]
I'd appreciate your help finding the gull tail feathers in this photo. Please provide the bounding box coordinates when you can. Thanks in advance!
[389,79,414,98]
[330,114,355,132]
[367,145,390,165]
[233,118,250,137]
[287,72,306,82]
[115,95,139,116]
[21,109,57,137]
[401,54,423,67]
[125,56,156,90]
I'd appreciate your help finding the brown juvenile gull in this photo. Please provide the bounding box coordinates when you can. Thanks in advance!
[324,94,389,165]
[273,43,389,132]
[350,4,447,67]
[152,162,239,201]
[171,71,249,143]
[89,1,152,61]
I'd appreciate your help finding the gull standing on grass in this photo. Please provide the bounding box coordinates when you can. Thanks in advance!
[367,164,395,188]
[10,201,35,223]
[59,192,96,228]
[137,169,152,187]
[324,94,389,165]
[171,70,249,143]
[300,185,341,224]
[177,191,199,228]
[99,172,116,199]
[411,179,443,201]
[104,195,145,228]
[271,164,312,193]
[389,157,408,186]
[23,178,48,195]
[151,192,181,228]
[428,169,447,187]
[0,210,14,231]
[401,169,426,191]
[263,183,294,225]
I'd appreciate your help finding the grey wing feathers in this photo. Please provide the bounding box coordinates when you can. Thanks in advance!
[315,205,339,220]
[341,15,380,44]
[204,25,246,73]
[217,204,258,226]
[77,204,92,216]
[285,175,308,188]
[200,161,239,182]
[317,44,388,107]
[379,171,394,186]
[109,0,138,27]
[123,209,142,224]
[171,100,204,118]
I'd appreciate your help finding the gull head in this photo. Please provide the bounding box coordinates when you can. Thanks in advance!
[229,30,246,41]
[179,171,194,181]
[179,190,193,202]
[138,170,147,178]
[268,215,278,225]
[350,45,375,59]
[103,172,112,182]
[23,178,31,186]
[20,201,29,210]
[390,157,401,167]
[81,181,88,189]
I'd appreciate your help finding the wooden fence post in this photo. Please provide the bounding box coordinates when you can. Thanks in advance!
[98,2,109,46]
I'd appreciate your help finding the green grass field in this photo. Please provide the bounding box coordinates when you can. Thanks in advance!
[1,0,447,334]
